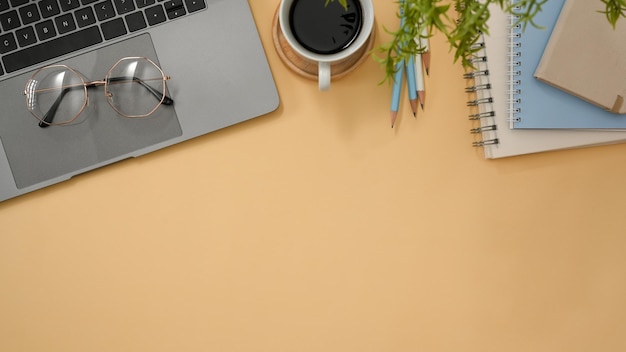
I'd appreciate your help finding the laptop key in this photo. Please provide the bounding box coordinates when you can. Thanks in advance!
[100,18,126,40]
[3,26,102,73]
[9,0,28,7]
[145,4,165,25]
[163,0,182,11]
[94,0,115,21]
[16,26,37,47]
[0,33,17,54]
[35,20,57,41]
[55,13,77,35]
[75,6,96,27]
[18,4,40,26]
[39,0,61,18]
[135,0,155,8]
[0,10,21,32]
[114,0,135,14]
[166,6,185,19]
[184,0,205,13]
[60,0,81,11]
[125,11,146,32]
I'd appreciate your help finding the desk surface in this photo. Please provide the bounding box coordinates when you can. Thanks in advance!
[2,1,626,351]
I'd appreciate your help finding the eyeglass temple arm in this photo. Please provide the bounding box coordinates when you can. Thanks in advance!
[38,76,174,128]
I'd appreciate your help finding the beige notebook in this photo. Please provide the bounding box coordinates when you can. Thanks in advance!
[534,0,626,114]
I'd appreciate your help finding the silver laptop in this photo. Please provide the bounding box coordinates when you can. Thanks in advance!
[0,0,279,202]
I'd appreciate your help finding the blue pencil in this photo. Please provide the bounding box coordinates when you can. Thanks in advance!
[390,0,416,127]
[390,60,404,128]
[406,53,418,116]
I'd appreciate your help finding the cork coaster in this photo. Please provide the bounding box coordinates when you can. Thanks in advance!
[272,8,376,80]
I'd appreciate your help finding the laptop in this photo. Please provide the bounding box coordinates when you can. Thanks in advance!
[0,0,279,202]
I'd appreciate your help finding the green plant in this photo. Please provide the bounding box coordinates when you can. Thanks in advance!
[328,0,626,82]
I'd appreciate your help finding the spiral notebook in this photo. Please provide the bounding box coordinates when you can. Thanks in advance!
[511,0,626,129]
[467,1,626,159]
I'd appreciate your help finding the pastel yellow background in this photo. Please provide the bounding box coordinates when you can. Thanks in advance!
[2,1,626,351]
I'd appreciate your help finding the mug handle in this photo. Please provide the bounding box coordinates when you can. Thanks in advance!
[318,61,331,91]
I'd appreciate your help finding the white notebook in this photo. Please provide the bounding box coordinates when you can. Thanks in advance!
[466,2,626,159]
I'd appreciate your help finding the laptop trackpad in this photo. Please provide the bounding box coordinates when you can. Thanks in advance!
[0,34,182,189]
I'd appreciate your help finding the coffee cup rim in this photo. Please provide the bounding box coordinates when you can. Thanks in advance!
[279,0,374,63]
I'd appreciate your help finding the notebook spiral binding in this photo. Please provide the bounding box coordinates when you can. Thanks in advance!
[509,1,523,124]
[464,33,498,148]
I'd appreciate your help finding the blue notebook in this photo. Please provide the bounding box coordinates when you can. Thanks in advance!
[511,0,626,129]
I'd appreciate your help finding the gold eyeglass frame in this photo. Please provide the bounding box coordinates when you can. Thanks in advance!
[24,56,173,127]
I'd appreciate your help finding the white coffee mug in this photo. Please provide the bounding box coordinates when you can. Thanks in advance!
[279,0,374,90]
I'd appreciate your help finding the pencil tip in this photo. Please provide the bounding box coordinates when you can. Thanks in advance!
[417,91,426,110]
[409,100,418,117]
[390,111,398,128]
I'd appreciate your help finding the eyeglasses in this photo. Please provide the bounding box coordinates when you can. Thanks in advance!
[24,56,173,128]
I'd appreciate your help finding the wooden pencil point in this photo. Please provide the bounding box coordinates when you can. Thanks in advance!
[417,91,426,110]
[390,111,398,128]
[410,99,418,117]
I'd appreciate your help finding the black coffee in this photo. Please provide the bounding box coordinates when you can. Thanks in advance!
[289,0,363,55]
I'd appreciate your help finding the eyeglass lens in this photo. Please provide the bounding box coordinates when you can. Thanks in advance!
[26,66,87,126]
[106,58,168,118]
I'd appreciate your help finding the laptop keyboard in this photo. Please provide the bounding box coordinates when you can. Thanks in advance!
[0,0,206,75]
